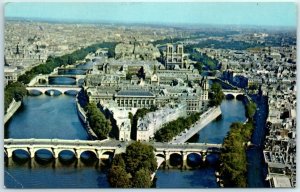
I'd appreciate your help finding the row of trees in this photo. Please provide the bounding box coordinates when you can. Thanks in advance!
[85,103,111,140]
[209,82,225,107]
[184,44,219,71]
[18,42,117,84]
[219,101,257,187]
[154,112,201,142]
[219,121,255,187]
[108,142,157,188]
[4,82,27,113]
[245,101,257,120]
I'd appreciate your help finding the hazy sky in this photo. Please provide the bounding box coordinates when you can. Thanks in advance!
[4,2,297,27]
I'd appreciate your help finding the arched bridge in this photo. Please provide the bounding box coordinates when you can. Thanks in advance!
[48,74,86,82]
[28,74,86,86]
[222,89,245,99]
[26,85,82,95]
[4,139,221,162]
[4,139,117,159]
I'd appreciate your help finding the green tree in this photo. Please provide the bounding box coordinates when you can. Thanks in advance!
[125,142,157,175]
[132,168,152,188]
[108,166,131,188]
[85,103,112,140]
[245,101,257,120]
[209,82,224,106]
[4,91,13,113]
[219,120,255,187]
[111,154,125,168]
[193,62,203,74]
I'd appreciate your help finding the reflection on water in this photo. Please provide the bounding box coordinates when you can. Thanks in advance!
[5,97,247,188]
[195,99,247,144]
[5,158,110,188]
[4,95,89,140]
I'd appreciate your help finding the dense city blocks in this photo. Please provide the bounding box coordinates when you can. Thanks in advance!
[3,2,297,189]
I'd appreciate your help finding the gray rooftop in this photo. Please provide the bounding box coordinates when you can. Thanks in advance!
[116,90,154,97]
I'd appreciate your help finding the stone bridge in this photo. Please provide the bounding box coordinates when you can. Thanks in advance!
[222,89,245,99]
[48,74,86,82]
[4,139,221,168]
[28,74,86,86]
[26,85,82,95]
[171,106,222,143]
[152,142,221,169]
[4,139,118,160]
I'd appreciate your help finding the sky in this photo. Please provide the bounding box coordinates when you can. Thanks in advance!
[4,2,298,27]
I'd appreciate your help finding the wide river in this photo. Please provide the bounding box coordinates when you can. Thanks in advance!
[4,92,250,188]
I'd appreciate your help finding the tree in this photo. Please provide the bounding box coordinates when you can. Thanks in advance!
[193,62,203,74]
[108,142,157,188]
[219,120,255,187]
[154,112,201,142]
[108,166,131,188]
[245,101,257,120]
[125,142,157,175]
[132,169,152,188]
[4,91,13,113]
[85,103,112,140]
[209,82,224,106]
[111,154,125,168]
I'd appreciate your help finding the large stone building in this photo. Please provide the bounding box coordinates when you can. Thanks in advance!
[84,43,209,141]
[164,43,184,69]
[136,103,187,142]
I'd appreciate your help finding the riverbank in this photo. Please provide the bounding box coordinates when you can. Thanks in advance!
[218,96,264,187]
[4,99,22,124]
[5,97,247,188]
[75,97,98,139]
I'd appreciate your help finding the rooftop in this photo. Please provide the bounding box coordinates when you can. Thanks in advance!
[116,89,154,97]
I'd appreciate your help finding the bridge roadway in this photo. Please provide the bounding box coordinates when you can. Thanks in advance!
[26,85,82,95]
[4,138,221,160]
[27,73,86,86]
[171,106,222,143]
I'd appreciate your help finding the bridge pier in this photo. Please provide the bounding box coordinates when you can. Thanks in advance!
[202,151,207,163]
[5,148,13,158]
[164,151,171,169]
[75,149,82,159]
[96,149,102,159]
[182,152,188,169]
[52,148,59,159]
[28,147,35,158]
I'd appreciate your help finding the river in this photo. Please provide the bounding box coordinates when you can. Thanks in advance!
[4,94,249,188]
[5,60,263,188]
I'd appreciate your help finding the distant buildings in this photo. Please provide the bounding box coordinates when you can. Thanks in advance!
[85,44,209,142]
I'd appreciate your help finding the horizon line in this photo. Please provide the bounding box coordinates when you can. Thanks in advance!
[5,16,297,30]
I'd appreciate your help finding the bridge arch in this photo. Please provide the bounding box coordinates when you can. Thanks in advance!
[186,152,202,168]
[64,90,79,96]
[34,148,54,162]
[205,153,220,166]
[45,89,62,96]
[78,149,98,160]
[101,150,114,159]
[11,149,31,161]
[37,77,48,84]
[225,93,235,100]
[58,149,76,162]
[169,152,182,167]
[27,89,44,95]
[156,152,165,159]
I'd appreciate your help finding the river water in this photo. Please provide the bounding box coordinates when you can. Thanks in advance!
[4,94,248,188]
[5,60,261,188]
